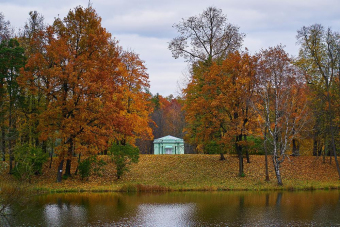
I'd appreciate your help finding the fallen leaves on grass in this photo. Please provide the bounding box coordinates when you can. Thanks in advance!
[2,155,339,192]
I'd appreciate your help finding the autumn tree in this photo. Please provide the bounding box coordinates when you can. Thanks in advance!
[184,51,257,175]
[296,24,340,179]
[117,50,153,145]
[169,7,245,158]
[252,46,309,185]
[21,6,152,182]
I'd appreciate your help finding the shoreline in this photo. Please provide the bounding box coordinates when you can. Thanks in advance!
[31,183,340,194]
[2,155,340,193]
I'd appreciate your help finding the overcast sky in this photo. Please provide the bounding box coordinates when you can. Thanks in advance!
[1,0,339,96]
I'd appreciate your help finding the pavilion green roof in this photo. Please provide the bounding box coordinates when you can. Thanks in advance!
[153,135,184,143]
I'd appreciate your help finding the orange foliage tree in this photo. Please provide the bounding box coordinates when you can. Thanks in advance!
[20,6,152,182]
[117,50,153,145]
[184,51,257,175]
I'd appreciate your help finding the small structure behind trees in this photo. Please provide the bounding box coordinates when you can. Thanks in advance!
[153,135,184,154]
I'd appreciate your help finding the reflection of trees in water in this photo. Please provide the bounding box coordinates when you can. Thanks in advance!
[275,192,283,206]
[0,184,36,227]
[5,191,340,226]
[0,213,11,227]
[237,195,245,225]
[265,193,269,207]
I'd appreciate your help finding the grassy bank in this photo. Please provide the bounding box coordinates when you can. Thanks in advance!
[2,155,340,192]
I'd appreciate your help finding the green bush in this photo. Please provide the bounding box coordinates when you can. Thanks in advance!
[204,141,224,154]
[13,144,48,182]
[78,158,92,180]
[0,161,8,174]
[78,156,107,180]
[248,136,267,155]
[93,158,106,177]
[109,143,139,179]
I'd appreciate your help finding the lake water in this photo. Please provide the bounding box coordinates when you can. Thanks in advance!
[2,190,340,226]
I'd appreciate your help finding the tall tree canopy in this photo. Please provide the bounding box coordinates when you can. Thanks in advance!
[296,24,340,179]
[0,38,25,171]
[20,6,152,182]
[252,45,309,185]
[184,51,256,172]
[169,6,245,64]
[171,7,249,174]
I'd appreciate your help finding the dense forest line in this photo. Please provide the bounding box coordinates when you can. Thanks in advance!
[0,5,340,185]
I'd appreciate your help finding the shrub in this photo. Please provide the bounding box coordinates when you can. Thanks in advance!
[93,158,106,177]
[78,156,107,180]
[109,143,139,179]
[247,136,264,155]
[0,161,8,174]
[12,144,48,182]
[204,141,223,154]
[78,158,92,180]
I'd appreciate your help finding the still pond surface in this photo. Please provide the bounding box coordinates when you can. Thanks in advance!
[2,190,340,226]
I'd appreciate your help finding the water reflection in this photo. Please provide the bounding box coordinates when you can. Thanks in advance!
[44,204,87,227]
[134,204,196,227]
[3,190,340,226]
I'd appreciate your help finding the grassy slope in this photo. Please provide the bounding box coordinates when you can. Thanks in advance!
[5,154,340,192]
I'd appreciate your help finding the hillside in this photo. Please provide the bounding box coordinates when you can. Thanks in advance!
[3,155,340,192]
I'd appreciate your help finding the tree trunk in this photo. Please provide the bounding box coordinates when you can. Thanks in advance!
[292,139,299,156]
[323,137,327,163]
[49,139,54,169]
[326,91,340,179]
[312,126,318,156]
[219,153,225,160]
[313,136,318,156]
[244,134,250,163]
[331,127,340,180]
[8,140,13,174]
[8,111,13,174]
[273,156,283,186]
[317,142,322,156]
[237,134,244,176]
[9,119,17,174]
[1,126,5,161]
[65,159,72,177]
[64,138,73,177]
[57,159,64,182]
[42,140,47,153]
[264,127,270,182]
[74,153,81,175]
[49,153,53,169]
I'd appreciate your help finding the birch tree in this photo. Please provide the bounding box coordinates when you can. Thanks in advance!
[253,46,309,185]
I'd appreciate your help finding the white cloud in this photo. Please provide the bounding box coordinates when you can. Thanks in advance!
[104,10,177,37]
